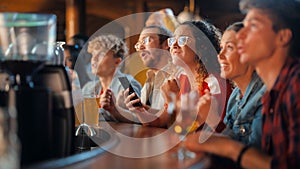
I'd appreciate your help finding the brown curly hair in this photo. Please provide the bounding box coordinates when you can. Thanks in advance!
[181,20,221,91]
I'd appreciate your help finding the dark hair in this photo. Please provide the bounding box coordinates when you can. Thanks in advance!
[225,22,244,33]
[68,34,89,49]
[239,0,300,58]
[143,25,173,45]
[181,20,221,87]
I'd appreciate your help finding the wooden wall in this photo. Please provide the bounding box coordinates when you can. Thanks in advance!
[0,0,244,41]
[0,0,245,85]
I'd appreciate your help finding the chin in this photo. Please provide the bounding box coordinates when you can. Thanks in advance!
[222,71,232,79]
[220,73,226,79]
[144,62,152,68]
[240,54,250,64]
[172,57,183,66]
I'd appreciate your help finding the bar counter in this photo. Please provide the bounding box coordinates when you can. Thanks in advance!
[26,122,234,169]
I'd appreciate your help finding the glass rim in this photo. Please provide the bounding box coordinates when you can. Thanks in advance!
[0,12,56,27]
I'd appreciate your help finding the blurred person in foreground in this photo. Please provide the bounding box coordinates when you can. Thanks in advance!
[185,0,300,168]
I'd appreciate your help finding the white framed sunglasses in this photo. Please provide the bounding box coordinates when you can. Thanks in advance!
[167,36,189,47]
[134,36,150,50]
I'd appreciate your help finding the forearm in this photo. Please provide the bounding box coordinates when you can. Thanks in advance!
[116,107,140,124]
[195,135,270,169]
[136,108,168,128]
[239,147,271,169]
[217,138,271,169]
[136,110,159,126]
[108,106,139,123]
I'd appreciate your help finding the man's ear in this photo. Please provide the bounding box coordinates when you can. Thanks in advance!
[278,28,292,47]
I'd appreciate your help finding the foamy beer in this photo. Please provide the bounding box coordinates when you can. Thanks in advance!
[74,102,82,127]
[83,97,99,126]
[74,97,99,126]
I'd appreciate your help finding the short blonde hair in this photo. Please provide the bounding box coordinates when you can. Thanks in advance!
[87,34,128,59]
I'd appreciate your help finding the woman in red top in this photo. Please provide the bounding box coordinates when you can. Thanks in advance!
[162,20,232,132]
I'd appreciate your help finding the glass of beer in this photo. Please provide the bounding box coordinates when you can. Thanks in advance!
[75,94,98,137]
[83,96,99,126]
[167,91,200,160]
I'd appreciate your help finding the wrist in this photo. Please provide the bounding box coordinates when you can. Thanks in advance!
[226,141,244,161]
[236,145,251,169]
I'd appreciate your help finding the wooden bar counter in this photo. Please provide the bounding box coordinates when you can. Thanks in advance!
[26,122,219,169]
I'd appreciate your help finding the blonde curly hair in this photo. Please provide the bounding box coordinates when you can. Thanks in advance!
[87,34,128,59]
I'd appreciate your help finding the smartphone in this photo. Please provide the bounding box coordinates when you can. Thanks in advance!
[118,77,143,107]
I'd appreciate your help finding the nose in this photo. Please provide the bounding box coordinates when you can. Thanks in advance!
[170,44,179,53]
[218,48,226,60]
[135,43,145,51]
[139,43,145,50]
[218,46,226,59]
[171,40,180,49]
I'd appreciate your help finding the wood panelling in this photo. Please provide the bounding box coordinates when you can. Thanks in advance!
[0,0,244,39]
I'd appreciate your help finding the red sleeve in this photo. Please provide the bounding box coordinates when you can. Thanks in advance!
[178,74,191,95]
[200,81,210,96]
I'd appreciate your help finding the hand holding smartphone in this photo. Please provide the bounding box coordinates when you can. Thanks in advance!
[118,77,143,107]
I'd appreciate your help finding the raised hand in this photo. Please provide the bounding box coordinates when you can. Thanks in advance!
[196,89,212,125]
[161,79,180,103]
[100,89,115,112]
[123,88,145,112]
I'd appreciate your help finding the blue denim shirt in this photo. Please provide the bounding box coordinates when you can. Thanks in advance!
[223,72,266,149]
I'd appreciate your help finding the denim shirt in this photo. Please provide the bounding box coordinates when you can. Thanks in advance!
[223,72,266,149]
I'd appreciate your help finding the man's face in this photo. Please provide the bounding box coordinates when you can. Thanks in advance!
[135,28,166,68]
[90,50,119,77]
[237,9,278,66]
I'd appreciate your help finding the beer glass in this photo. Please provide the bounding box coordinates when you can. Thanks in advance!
[168,91,199,160]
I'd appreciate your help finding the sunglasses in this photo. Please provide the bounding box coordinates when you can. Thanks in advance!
[167,36,189,47]
[134,36,150,50]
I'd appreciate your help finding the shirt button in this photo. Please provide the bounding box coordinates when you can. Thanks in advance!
[239,126,246,134]
[270,108,274,114]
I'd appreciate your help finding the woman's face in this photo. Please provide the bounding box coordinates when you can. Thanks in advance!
[169,25,196,68]
[218,30,249,80]
[64,49,74,69]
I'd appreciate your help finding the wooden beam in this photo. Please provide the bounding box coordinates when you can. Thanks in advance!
[65,0,79,41]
